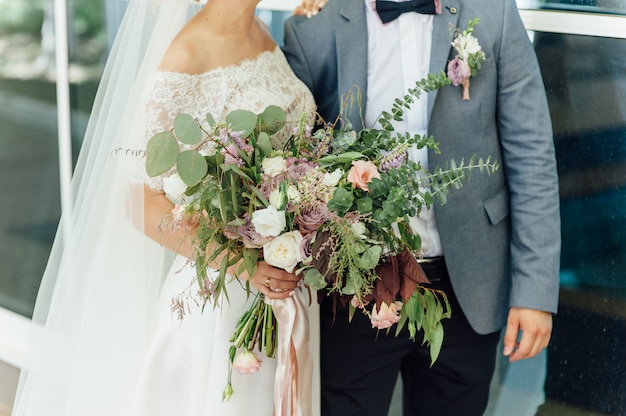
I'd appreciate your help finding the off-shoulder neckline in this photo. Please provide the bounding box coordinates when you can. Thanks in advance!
[155,45,281,78]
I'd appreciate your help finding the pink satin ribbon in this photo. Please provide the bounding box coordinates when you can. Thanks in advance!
[269,289,313,416]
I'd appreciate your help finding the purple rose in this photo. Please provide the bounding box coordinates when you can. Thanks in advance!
[299,232,315,265]
[286,159,317,180]
[447,56,471,87]
[258,174,287,199]
[238,215,272,248]
[295,204,331,233]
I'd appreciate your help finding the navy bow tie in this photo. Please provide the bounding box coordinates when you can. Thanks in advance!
[375,0,436,24]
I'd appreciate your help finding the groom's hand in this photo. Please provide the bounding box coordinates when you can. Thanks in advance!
[503,307,553,362]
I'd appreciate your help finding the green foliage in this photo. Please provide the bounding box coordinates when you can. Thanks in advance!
[258,105,286,135]
[0,2,44,35]
[303,267,327,291]
[177,150,208,187]
[399,287,451,365]
[226,109,257,137]
[326,187,354,216]
[145,131,178,176]
[72,0,105,39]
[174,113,202,144]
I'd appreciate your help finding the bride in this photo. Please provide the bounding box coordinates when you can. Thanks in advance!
[12,0,322,415]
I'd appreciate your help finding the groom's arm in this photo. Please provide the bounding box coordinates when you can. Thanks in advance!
[283,14,342,124]
[283,16,318,101]
[494,0,560,360]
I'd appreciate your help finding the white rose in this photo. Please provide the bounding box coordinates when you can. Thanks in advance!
[263,231,304,273]
[163,173,188,204]
[322,169,343,187]
[251,205,286,237]
[269,188,285,210]
[287,185,301,204]
[454,33,482,61]
[261,156,287,178]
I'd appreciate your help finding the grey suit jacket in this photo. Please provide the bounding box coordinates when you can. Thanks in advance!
[283,0,561,334]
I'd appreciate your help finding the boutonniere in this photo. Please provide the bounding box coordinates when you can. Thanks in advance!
[446,18,486,100]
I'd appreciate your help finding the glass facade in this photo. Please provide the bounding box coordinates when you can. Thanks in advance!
[0,1,625,414]
[520,0,626,14]
[0,0,106,318]
[535,31,626,415]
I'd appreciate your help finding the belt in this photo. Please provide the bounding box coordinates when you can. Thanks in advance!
[414,256,446,282]
[415,255,445,264]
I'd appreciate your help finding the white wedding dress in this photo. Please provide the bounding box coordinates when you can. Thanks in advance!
[133,46,319,415]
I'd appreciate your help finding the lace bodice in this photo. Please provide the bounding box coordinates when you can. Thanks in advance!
[143,46,316,190]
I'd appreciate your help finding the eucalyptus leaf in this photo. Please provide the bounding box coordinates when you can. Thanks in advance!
[206,112,216,127]
[359,245,382,270]
[177,150,208,187]
[259,106,287,135]
[327,187,354,215]
[146,131,179,177]
[226,109,257,137]
[357,197,373,213]
[256,132,273,156]
[341,276,358,295]
[174,114,202,144]
[304,268,327,291]
[334,129,358,149]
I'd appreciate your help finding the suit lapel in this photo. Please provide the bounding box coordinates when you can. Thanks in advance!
[428,1,461,119]
[336,0,368,131]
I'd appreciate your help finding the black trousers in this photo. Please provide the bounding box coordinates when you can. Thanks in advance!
[320,260,501,416]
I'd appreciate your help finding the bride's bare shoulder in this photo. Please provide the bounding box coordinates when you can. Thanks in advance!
[158,29,209,74]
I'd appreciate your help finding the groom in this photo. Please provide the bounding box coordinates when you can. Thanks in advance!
[284,0,560,415]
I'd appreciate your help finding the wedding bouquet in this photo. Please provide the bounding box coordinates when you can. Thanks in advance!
[145,63,497,397]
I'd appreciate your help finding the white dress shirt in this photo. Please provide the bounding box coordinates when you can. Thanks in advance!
[364,0,443,256]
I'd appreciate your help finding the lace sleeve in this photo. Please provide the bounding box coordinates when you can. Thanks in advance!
[140,72,203,191]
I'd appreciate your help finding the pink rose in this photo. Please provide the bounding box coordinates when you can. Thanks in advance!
[232,349,262,375]
[351,295,370,309]
[347,160,381,192]
[447,56,471,87]
[370,301,403,330]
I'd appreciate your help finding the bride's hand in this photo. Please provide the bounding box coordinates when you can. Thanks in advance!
[249,261,302,299]
[293,0,326,18]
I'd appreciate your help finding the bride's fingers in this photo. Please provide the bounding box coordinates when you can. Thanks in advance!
[258,284,293,299]
[293,0,326,18]
[251,262,301,297]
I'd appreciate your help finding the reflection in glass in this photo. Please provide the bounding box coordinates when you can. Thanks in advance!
[518,0,626,15]
[0,0,108,317]
[0,0,60,318]
[534,32,626,415]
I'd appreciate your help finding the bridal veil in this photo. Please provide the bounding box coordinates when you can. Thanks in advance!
[13,0,202,414]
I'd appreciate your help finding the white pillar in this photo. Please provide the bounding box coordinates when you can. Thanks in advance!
[54,0,74,229]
